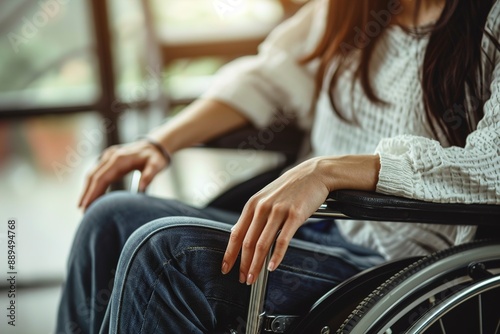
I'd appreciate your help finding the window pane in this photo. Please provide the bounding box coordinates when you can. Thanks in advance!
[0,114,104,282]
[0,113,107,333]
[0,1,98,109]
[151,0,284,43]
[109,0,157,101]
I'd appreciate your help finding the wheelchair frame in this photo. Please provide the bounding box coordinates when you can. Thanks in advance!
[246,190,500,334]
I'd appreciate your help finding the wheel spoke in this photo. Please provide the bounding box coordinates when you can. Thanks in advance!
[438,318,446,334]
[433,296,447,334]
[495,317,500,334]
[429,296,447,334]
[478,294,483,334]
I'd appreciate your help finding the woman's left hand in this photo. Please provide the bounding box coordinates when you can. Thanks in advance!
[220,155,380,285]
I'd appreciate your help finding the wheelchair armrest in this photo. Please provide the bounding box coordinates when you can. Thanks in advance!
[315,190,500,226]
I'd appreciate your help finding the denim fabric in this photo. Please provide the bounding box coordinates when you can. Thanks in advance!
[56,191,240,334]
[56,191,384,334]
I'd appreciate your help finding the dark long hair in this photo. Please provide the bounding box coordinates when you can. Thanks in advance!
[303,0,498,147]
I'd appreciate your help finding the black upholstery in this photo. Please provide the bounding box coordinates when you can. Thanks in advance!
[324,190,500,226]
[205,121,305,212]
[206,166,283,213]
[205,123,305,165]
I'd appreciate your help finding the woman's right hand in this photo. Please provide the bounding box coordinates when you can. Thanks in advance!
[78,139,169,210]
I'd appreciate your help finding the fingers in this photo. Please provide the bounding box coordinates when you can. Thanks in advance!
[79,153,129,210]
[267,220,298,272]
[78,146,119,208]
[139,159,163,192]
[221,203,254,279]
[221,197,302,285]
[78,143,167,210]
[242,203,287,285]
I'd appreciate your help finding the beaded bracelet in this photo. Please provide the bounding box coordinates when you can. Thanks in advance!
[139,136,172,164]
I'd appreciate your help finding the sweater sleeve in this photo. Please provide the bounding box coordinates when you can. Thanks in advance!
[375,9,500,204]
[201,0,326,129]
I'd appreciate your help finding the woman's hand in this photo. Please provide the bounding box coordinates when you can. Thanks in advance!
[221,155,380,285]
[78,99,250,211]
[78,139,169,210]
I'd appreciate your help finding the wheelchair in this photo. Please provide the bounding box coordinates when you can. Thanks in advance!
[245,189,500,334]
[131,122,500,334]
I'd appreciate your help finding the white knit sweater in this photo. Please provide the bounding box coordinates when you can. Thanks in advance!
[204,0,500,259]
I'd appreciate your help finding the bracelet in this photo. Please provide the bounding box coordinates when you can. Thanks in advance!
[139,136,172,164]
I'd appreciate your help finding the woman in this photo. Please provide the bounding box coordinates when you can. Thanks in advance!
[57,0,500,333]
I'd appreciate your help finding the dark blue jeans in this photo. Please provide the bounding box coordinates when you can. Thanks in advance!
[56,191,383,334]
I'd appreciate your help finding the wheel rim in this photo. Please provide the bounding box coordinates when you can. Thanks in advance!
[337,242,500,334]
[406,275,500,334]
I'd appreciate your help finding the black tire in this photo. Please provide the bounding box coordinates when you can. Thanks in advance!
[337,240,500,334]
[288,257,419,334]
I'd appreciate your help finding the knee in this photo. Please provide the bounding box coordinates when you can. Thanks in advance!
[121,217,185,257]
[84,191,139,223]
[120,217,231,270]
[74,191,145,248]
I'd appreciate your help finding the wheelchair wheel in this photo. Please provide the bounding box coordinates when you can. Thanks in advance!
[287,257,419,334]
[337,239,500,334]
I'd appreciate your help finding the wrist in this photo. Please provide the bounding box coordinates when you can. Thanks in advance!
[315,155,381,192]
[138,136,172,164]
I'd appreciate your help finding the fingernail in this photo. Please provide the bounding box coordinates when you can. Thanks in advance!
[246,273,254,285]
[239,272,246,284]
[221,262,228,274]
[267,261,276,272]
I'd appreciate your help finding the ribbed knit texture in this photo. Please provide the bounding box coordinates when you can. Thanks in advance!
[203,0,500,259]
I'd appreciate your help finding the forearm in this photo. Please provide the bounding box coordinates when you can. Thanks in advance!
[222,154,381,283]
[314,155,381,192]
[148,99,250,154]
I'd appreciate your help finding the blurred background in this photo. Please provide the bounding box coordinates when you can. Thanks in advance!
[0,0,307,333]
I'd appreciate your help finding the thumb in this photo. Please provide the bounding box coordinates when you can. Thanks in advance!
[139,161,161,192]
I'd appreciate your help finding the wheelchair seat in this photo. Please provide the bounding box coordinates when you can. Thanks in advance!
[246,190,500,334]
